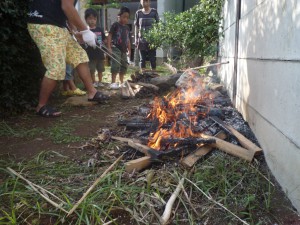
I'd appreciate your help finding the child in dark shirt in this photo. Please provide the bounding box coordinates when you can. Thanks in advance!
[134,0,159,71]
[107,6,131,89]
[84,8,107,88]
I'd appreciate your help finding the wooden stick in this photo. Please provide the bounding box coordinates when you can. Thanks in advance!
[111,136,132,143]
[224,125,262,155]
[163,62,178,74]
[160,172,186,225]
[127,140,152,155]
[125,156,152,173]
[201,134,255,162]
[7,167,68,213]
[125,81,135,97]
[136,82,159,91]
[181,131,226,167]
[189,61,229,70]
[67,154,124,217]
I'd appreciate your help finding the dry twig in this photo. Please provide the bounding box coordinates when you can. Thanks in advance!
[67,154,124,216]
[7,167,68,213]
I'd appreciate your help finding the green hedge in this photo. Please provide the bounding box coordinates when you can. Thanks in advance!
[0,0,44,117]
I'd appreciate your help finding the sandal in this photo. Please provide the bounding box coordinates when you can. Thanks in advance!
[72,88,87,96]
[36,105,61,118]
[88,91,110,102]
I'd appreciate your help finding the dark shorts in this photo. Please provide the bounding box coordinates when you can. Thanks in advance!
[89,59,105,75]
[110,47,128,74]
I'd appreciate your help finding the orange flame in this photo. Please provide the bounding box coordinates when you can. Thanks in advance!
[148,70,213,150]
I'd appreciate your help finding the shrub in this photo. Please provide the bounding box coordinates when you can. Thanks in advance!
[144,0,224,64]
[0,0,44,117]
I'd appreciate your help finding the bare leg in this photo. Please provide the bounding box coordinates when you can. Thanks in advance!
[111,73,117,83]
[63,80,69,91]
[98,72,103,83]
[67,80,77,91]
[119,73,125,83]
[90,70,96,83]
[75,62,97,99]
[37,77,61,116]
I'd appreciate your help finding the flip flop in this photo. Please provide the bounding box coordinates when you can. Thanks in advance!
[36,105,61,118]
[88,91,110,102]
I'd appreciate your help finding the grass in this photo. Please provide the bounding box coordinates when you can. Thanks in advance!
[0,120,86,144]
[0,147,292,225]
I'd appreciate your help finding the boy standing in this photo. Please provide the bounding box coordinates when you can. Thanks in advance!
[84,8,107,88]
[107,6,131,89]
[134,0,159,71]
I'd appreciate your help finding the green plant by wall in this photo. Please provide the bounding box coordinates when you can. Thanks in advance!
[144,0,224,62]
[85,0,121,10]
[0,0,44,117]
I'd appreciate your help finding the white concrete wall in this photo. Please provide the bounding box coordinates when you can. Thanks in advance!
[219,0,300,213]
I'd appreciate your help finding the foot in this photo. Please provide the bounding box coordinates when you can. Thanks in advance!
[36,105,61,118]
[88,91,110,102]
[93,82,99,88]
[109,83,120,90]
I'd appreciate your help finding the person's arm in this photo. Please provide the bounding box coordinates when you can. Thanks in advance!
[101,28,107,45]
[61,0,87,31]
[61,0,96,47]
[107,33,112,54]
[127,38,131,58]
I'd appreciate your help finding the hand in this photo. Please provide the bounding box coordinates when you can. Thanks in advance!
[80,29,96,48]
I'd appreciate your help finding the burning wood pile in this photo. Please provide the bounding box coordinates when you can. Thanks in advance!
[101,69,262,172]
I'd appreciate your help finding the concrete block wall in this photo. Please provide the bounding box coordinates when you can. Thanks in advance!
[219,0,300,213]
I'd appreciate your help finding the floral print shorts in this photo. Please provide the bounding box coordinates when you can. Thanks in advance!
[27,24,88,80]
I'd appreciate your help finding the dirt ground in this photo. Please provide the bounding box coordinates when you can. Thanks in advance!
[1,85,300,224]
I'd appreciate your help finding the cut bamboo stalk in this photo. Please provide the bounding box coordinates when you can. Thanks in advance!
[67,154,123,217]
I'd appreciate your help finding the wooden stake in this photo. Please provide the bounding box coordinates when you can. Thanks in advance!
[67,154,123,217]
[181,131,226,167]
[125,156,152,173]
[201,134,255,162]
[223,125,262,155]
